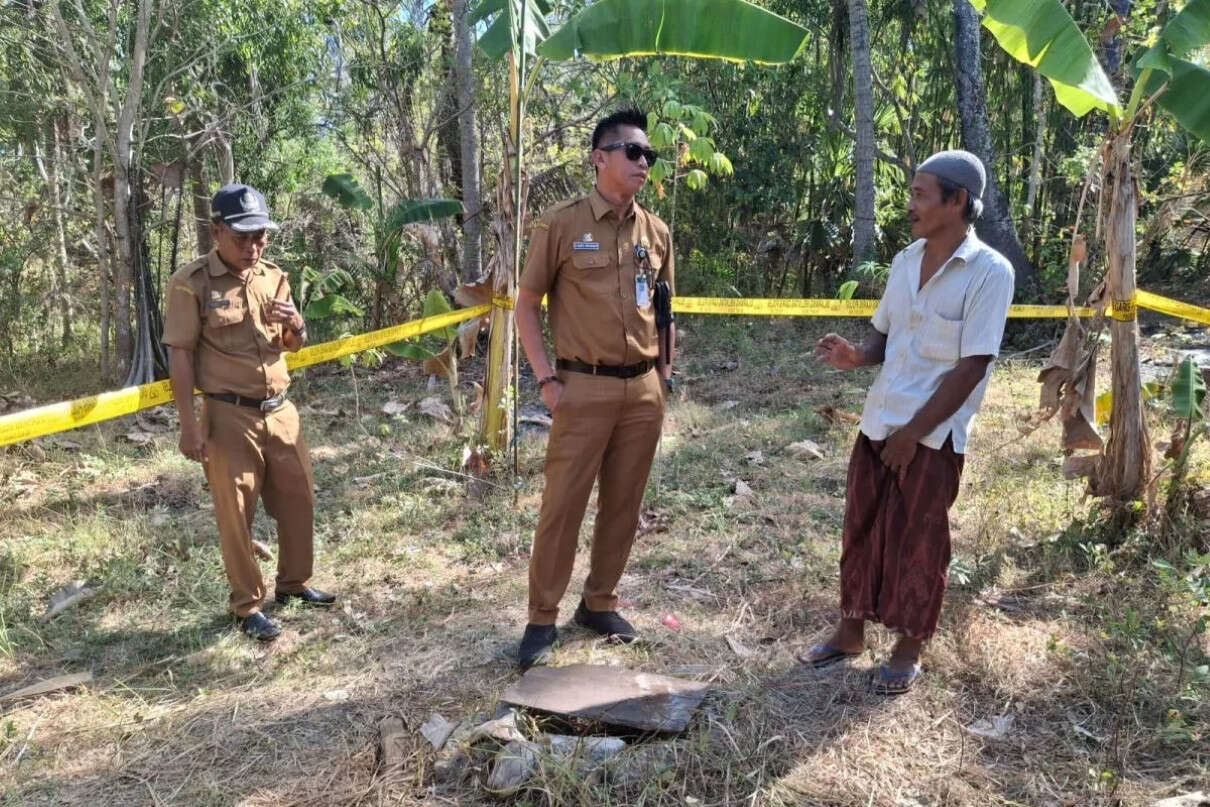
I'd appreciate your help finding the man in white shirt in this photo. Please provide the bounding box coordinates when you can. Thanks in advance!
[804,150,1015,695]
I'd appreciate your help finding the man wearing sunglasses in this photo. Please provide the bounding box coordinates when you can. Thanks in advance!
[163,183,336,642]
[514,108,676,668]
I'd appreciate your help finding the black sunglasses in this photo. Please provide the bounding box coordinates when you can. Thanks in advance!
[599,141,658,166]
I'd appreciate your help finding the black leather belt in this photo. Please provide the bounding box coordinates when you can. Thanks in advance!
[556,358,653,378]
[205,392,287,412]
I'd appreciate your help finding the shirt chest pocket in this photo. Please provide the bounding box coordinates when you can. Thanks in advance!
[914,311,962,363]
[571,251,610,270]
[204,298,249,351]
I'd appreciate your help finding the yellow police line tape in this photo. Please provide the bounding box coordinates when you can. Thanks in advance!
[673,297,1096,318]
[0,305,491,449]
[2,290,1207,449]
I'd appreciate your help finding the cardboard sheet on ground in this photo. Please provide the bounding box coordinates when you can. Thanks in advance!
[501,664,710,733]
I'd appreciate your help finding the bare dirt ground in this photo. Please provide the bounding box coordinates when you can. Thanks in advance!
[1,318,1207,806]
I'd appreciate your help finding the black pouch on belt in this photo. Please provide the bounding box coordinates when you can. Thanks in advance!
[653,280,674,361]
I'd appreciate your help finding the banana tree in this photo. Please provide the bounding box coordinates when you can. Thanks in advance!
[470,0,809,462]
[969,0,1210,509]
[320,172,463,330]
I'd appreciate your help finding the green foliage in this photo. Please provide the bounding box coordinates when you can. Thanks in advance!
[384,199,464,230]
[472,0,552,61]
[968,0,1121,116]
[836,280,859,300]
[1134,0,1210,143]
[322,173,374,211]
[1170,357,1207,419]
[644,92,732,196]
[384,289,457,359]
[539,0,809,64]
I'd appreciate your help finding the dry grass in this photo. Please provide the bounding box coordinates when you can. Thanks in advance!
[1,318,1207,806]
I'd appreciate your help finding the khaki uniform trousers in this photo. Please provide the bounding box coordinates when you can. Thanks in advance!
[528,368,665,625]
[202,398,315,617]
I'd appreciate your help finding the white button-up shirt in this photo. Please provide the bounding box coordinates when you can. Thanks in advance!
[859,231,1014,453]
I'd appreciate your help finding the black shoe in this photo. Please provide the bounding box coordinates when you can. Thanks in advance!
[240,612,282,641]
[518,623,558,669]
[573,599,637,644]
[274,587,337,606]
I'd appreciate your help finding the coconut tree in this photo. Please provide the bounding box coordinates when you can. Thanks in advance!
[968,0,1210,508]
[469,0,810,461]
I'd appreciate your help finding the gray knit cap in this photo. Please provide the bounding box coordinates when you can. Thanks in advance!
[917,150,986,201]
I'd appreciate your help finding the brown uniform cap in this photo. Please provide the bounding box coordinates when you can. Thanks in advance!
[520,189,675,366]
[162,250,294,398]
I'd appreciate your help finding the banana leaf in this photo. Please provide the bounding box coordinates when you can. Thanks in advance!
[385,289,459,358]
[968,0,1120,117]
[321,173,373,211]
[383,199,463,232]
[1153,0,1210,58]
[472,0,551,61]
[1171,357,1207,420]
[1134,0,1210,143]
[538,0,808,64]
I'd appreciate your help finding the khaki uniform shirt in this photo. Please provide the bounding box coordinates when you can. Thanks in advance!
[520,189,675,366]
[162,250,295,398]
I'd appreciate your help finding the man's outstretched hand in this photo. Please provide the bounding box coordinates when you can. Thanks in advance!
[815,333,863,370]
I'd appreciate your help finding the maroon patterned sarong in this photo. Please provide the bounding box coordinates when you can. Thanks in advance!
[839,432,964,640]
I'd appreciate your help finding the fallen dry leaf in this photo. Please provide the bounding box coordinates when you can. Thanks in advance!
[381,399,410,416]
[418,397,453,423]
[785,440,825,460]
[725,635,754,658]
[966,714,1014,741]
[122,431,155,445]
[1,671,92,702]
[457,317,484,359]
[44,580,97,620]
[453,279,493,308]
[816,405,861,426]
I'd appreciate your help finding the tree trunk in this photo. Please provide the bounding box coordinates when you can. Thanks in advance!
[111,0,152,379]
[113,158,136,376]
[1093,132,1150,507]
[1024,73,1046,242]
[190,158,213,255]
[478,151,522,455]
[454,0,483,282]
[215,130,235,185]
[953,0,1038,297]
[846,0,876,268]
[93,131,113,382]
[36,119,75,348]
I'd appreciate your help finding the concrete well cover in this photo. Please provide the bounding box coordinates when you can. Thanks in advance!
[501,664,710,733]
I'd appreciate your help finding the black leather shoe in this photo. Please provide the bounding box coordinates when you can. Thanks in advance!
[518,623,558,669]
[274,587,337,606]
[240,612,282,641]
[573,599,637,643]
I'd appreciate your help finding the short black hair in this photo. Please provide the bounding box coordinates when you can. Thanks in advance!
[591,107,647,150]
[936,176,984,223]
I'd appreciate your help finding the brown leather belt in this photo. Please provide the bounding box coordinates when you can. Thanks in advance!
[556,358,653,378]
[205,392,286,412]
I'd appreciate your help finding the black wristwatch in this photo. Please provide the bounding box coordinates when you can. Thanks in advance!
[538,375,559,389]
[663,376,676,394]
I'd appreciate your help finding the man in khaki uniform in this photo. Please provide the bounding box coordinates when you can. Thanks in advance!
[515,108,676,668]
[164,183,336,641]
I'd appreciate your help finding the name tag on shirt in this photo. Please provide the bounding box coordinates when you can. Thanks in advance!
[206,299,231,309]
[572,241,599,251]
[635,274,650,307]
